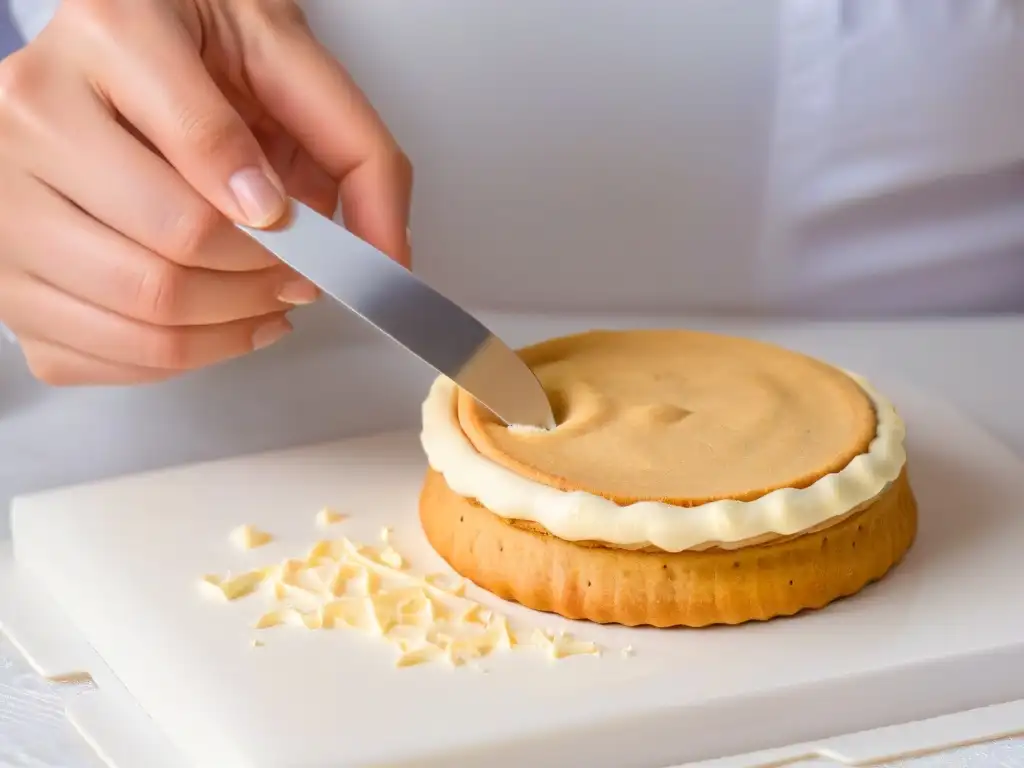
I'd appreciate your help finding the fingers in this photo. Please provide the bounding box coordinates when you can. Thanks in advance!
[20,337,176,386]
[0,1,333,389]
[241,11,413,265]
[0,48,287,274]
[0,272,293,372]
[0,171,316,325]
[57,0,287,228]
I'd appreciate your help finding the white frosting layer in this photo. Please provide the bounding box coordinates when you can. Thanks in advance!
[420,372,906,553]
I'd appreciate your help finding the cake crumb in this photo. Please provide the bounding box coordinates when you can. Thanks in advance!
[621,645,635,658]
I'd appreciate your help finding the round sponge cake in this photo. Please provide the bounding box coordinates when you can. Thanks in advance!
[419,329,917,627]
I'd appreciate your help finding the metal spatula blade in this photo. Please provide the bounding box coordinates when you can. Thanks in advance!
[238,200,555,430]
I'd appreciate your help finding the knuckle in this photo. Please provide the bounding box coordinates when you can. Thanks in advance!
[163,200,222,264]
[0,51,44,124]
[131,260,188,324]
[175,106,249,160]
[55,0,127,50]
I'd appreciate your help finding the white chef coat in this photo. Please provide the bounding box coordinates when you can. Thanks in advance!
[10,0,1024,319]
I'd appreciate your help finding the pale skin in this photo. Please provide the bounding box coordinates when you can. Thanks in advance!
[0,0,413,385]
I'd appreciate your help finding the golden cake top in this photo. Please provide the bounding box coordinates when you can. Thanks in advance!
[458,330,876,506]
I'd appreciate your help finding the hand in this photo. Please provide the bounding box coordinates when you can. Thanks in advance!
[0,0,412,385]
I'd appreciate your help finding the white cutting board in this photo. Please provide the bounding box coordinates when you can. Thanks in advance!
[7,369,1024,768]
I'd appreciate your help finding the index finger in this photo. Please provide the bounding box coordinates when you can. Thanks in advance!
[242,12,413,267]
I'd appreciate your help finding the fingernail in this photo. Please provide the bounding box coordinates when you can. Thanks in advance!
[229,167,286,227]
[252,316,292,350]
[406,226,413,247]
[277,279,320,305]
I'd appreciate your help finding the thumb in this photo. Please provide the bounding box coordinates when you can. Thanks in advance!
[80,11,286,227]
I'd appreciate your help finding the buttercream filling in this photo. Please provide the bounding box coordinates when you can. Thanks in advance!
[420,371,906,553]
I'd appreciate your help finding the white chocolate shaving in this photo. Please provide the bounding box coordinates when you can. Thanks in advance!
[316,508,348,527]
[201,516,603,668]
[229,524,273,550]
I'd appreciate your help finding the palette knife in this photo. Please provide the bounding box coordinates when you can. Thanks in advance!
[238,199,556,430]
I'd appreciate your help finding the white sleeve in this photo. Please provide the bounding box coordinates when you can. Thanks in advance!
[9,0,60,41]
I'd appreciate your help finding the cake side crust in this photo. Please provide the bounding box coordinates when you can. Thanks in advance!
[418,468,917,628]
